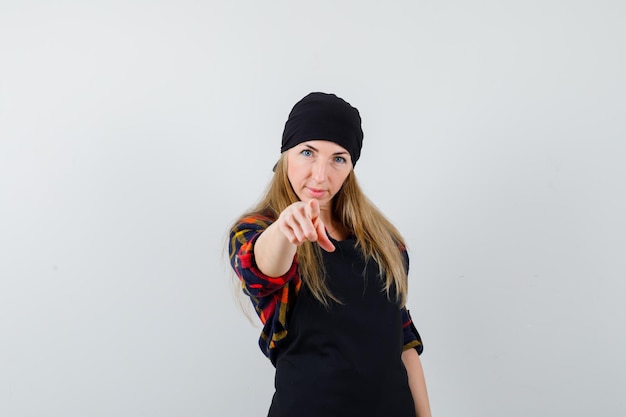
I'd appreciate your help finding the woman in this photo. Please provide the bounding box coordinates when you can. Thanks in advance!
[229,92,431,417]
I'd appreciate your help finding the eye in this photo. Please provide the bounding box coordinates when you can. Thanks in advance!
[334,156,347,164]
[300,149,313,157]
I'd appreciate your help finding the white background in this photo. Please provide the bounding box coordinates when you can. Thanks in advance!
[1,1,625,416]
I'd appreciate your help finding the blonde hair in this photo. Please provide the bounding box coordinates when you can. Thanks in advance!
[234,153,408,307]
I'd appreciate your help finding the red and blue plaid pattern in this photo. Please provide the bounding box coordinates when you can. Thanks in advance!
[229,213,422,365]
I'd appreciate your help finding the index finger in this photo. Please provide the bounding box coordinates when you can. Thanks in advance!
[307,199,320,220]
[314,217,335,252]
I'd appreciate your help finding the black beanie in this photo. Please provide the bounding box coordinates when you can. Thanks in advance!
[281,92,364,166]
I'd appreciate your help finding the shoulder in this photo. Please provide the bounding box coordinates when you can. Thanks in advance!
[231,211,276,235]
[229,211,277,253]
[396,242,409,271]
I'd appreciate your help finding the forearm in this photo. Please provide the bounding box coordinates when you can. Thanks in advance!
[254,222,298,277]
[402,348,432,417]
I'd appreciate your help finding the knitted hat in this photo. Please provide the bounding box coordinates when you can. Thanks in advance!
[281,92,364,166]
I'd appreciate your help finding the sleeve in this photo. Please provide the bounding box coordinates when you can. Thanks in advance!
[400,248,424,355]
[401,307,424,355]
[228,214,299,297]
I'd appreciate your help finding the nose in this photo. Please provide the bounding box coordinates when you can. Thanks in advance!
[312,159,327,182]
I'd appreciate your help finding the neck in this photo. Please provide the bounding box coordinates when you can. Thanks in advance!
[323,217,347,240]
[319,206,333,227]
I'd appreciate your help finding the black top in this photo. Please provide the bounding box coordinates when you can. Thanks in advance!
[268,236,415,417]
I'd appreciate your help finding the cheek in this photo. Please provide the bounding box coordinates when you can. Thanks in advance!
[331,171,351,191]
[287,157,311,182]
[286,165,298,185]
[287,165,307,191]
[286,155,296,181]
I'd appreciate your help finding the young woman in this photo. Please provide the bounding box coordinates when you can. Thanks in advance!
[228,92,431,417]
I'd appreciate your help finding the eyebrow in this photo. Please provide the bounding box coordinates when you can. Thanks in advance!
[302,144,349,156]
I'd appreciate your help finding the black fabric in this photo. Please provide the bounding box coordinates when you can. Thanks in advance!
[268,236,415,417]
[281,92,364,166]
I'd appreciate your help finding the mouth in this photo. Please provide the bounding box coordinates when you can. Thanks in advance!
[306,187,326,198]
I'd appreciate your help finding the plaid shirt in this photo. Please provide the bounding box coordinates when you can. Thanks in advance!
[229,212,423,366]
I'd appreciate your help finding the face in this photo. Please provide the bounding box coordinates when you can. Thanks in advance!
[287,140,353,210]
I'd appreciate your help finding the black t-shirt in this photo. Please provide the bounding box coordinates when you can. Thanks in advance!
[268,235,415,417]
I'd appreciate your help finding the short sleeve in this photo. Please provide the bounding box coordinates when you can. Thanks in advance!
[401,308,424,355]
[399,248,424,354]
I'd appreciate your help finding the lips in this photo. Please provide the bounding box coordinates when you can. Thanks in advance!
[306,187,326,198]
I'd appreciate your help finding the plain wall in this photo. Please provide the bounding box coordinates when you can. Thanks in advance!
[1,1,625,416]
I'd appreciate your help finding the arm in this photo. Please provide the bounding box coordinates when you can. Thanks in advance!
[255,199,334,277]
[229,214,302,362]
[254,220,298,277]
[400,305,429,415]
[229,214,298,297]
[402,348,432,417]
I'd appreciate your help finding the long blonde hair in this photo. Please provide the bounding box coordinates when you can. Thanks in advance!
[235,152,409,307]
